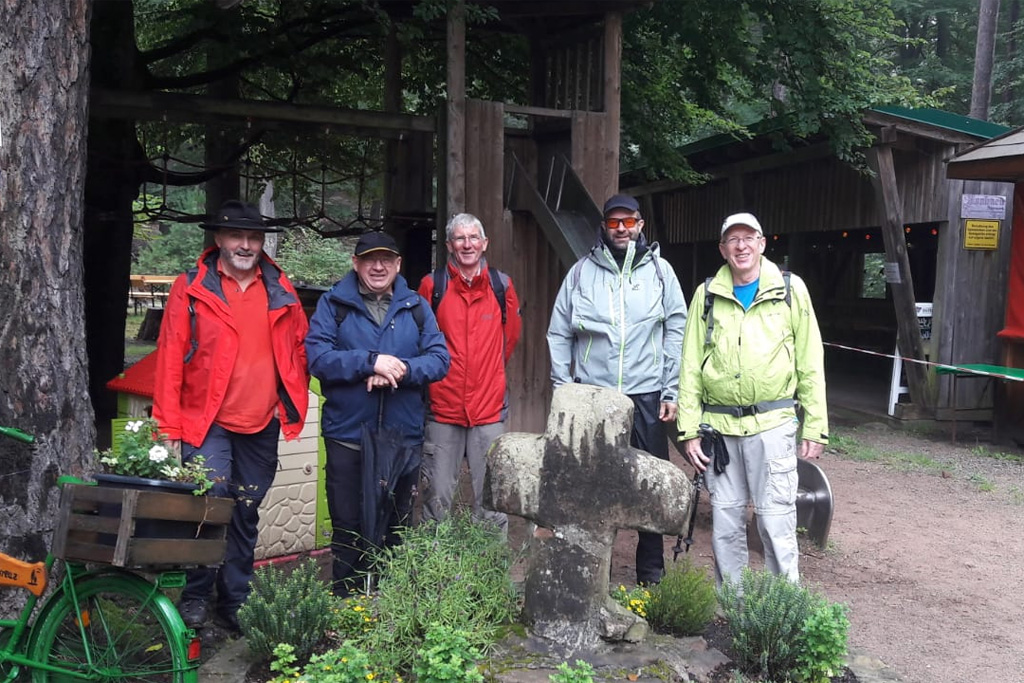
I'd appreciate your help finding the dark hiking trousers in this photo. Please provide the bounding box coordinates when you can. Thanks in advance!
[324,440,419,596]
[181,419,280,616]
[629,391,670,585]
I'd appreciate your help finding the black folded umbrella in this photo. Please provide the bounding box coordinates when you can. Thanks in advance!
[360,391,421,549]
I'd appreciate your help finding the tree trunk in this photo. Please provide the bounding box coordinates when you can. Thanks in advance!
[970,0,1001,120]
[85,0,146,435]
[0,0,93,611]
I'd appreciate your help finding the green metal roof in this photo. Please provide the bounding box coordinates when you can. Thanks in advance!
[674,107,1009,159]
[870,105,1009,139]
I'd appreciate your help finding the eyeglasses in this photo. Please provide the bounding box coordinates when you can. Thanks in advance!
[359,254,399,266]
[722,235,762,247]
[604,217,640,230]
[450,235,484,245]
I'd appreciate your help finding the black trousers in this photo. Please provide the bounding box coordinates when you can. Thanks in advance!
[629,391,669,584]
[324,440,419,596]
[181,419,279,614]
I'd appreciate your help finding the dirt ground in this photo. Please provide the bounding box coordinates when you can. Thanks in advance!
[577,417,1024,683]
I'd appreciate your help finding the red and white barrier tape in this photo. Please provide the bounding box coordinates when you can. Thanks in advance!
[822,341,1024,382]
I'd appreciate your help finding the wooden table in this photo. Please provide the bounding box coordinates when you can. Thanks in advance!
[935,363,1024,441]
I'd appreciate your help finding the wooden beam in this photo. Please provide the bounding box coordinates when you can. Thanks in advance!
[504,103,575,119]
[446,0,467,216]
[602,11,622,186]
[90,88,435,137]
[868,145,935,410]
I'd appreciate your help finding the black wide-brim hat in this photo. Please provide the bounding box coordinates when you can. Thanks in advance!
[199,200,283,233]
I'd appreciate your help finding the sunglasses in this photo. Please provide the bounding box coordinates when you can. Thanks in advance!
[604,217,640,229]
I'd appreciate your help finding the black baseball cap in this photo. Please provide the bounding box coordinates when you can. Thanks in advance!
[354,231,400,257]
[602,193,640,215]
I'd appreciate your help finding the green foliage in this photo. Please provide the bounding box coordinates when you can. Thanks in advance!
[96,417,214,492]
[275,227,352,287]
[549,660,595,683]
[268,640,393,683]
[332,593,377,640]
[718,569,849,682]
[134,221,204,275]
[411,624,484,683]
[239,558,337,660]
[792,602,850,683]
[621,0,933,179]
[610,583,652,619]
[361,512,519,672]
[644,560,717,636]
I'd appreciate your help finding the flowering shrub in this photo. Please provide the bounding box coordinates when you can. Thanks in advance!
[95,418,214,494]
[610,584,651,619]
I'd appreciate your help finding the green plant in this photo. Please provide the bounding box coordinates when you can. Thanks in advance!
[718,569,849,682]
[968,473,995,492]
[610,584,652,619]
[362,512,519,672]
[644,560,717,636]
[791,602,850,683]
[268,640,393,683]
[412,624,484,683]
[239,558,337,660]
[95,418,214,493]
[133,221,204,275]
[274,226,353,287]
[332,593,377,639]
[549,660,595,683]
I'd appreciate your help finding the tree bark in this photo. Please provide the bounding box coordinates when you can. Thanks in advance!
[970,0,1001,120]
[0,0,93,611]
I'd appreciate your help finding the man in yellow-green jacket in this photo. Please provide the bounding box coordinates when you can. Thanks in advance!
[676,212,828,588]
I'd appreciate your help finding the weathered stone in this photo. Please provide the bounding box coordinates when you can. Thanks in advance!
[486,384,692,652]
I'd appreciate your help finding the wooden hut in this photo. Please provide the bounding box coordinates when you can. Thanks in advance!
[947,127,1024,440]
[621,107,1013,421]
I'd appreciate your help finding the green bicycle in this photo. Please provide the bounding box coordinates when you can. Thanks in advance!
[0,425,232,682]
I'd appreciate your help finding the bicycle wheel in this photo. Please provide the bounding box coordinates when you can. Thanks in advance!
[27,571,196,682]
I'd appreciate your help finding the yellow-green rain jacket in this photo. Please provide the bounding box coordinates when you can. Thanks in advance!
[676,257,828,444]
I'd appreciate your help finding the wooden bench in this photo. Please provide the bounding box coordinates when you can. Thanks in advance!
[935,363,1024,441]
[128,274,176,314]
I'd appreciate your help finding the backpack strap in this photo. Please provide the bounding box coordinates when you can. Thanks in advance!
[701,271,791,349]
[488,268,508,325]
[183,269,199,364]
[431,264,508,326]
[430,266,448,316]
[702,277,715,347]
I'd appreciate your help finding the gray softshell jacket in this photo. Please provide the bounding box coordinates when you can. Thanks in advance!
[546,239,688,401]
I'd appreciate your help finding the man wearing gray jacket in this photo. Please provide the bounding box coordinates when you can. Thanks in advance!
[547,193,688,585]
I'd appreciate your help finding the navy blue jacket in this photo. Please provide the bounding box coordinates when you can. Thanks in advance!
[306,272,450,446]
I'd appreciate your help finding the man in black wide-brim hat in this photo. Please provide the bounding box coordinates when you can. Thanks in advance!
[152,200,310,634]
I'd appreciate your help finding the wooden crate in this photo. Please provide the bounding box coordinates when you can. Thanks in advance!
[52,484,234,568]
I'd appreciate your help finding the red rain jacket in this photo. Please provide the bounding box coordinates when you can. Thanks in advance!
[153,248,310,445]
[418,261,521,426]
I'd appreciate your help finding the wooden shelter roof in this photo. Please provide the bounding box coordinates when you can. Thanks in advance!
[947,126,1024,182]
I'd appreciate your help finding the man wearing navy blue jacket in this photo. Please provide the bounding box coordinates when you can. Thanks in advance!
[306,232,450,596]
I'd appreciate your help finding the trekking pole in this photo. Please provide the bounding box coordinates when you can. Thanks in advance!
[672,470,704,560]
[672,423,719,561]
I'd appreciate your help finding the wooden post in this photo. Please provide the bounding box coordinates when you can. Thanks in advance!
[868,143,934,411]
[445,0,466,219]
[602,11,622,186]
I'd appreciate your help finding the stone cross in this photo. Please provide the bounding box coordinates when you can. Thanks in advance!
[486,383,692,652]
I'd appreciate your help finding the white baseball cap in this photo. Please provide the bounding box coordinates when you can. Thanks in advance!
[721,212,763,236]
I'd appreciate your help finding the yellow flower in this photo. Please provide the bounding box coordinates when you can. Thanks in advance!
[367,674,376,680]
[342,658,349,664]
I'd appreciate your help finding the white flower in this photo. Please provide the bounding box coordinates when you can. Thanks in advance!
[125,420,144,433]
[148,445,169,462]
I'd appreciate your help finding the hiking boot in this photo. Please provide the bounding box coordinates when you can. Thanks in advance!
[177,599,209,629]
[214,608,241,636]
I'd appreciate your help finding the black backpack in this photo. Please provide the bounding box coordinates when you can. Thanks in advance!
[429,266,509,325]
